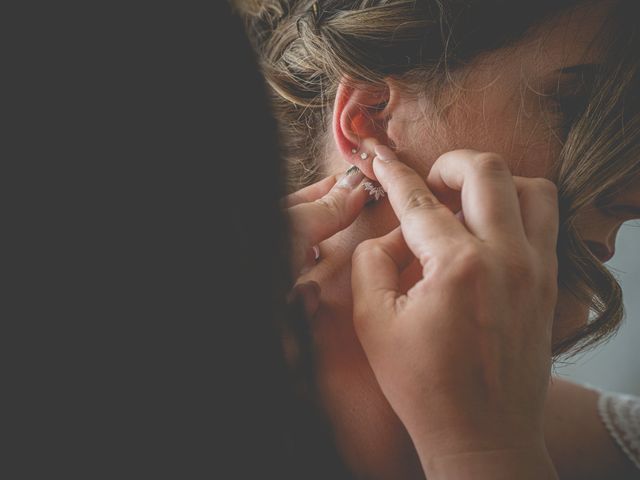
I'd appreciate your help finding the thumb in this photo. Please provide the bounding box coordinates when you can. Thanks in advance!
[288,166,369,275]
[351,228,413,347]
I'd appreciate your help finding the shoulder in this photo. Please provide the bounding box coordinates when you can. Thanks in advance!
[597,390,640,471]
[544,378,639,480]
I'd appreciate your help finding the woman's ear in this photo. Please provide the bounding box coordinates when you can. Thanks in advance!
[333,79,394,180]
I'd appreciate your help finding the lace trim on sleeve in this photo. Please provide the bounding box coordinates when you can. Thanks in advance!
[597,391,640,471]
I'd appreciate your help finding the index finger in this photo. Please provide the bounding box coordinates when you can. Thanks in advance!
[372,145,470,263]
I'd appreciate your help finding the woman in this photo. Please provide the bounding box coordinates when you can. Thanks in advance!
[238,0,640,478]
[12,2,579,478]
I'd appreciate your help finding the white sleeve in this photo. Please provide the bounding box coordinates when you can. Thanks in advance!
[597,390,640,471]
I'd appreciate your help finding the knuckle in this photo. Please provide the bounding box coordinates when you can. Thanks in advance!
[435,149,478,165]
[474,152,508,173]
[446,244,537,291]
[446,245,488,283]
[402,188,443,216]
[314,193,346,228]
[433,150,457,167]
[531,178,558,200]
[532,177,557,192]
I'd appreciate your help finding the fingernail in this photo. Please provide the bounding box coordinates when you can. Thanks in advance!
[374,145,396,163]
[312,245,320,261]
[337,165,365,189]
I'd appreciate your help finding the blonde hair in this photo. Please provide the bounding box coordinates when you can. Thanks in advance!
[238,0,640,356]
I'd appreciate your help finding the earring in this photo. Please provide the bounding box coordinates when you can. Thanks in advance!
[352,146,370,160]
[363,181,386,201]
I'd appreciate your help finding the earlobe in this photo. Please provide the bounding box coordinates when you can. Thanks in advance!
[332,80,392,180]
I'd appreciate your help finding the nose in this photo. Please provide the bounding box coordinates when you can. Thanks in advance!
[577,187,640,263]
[578,210,626,264]
[597,193,640,259]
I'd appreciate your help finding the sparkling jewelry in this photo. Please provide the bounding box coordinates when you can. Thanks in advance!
[351,148,358,154]
[363,181,386,201]
[360,152,369,160]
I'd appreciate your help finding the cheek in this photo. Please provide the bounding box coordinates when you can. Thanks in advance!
[390,93,554,180]
[552,286,590,344]
[443,87,561,179]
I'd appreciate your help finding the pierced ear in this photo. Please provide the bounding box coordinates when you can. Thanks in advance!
[333,80,392,179]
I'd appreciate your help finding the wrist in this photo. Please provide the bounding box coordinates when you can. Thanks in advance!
[422,445,558,480]
[402,413,554,480]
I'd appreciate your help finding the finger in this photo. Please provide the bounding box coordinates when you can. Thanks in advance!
[426,150,526,242]
[513,176,559,256]
[372,145,469,263]
[352,228,412,336]
[284,175,337,208]
[288,281,321,319]
[288,166,368,272]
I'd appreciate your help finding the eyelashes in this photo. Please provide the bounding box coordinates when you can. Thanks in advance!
[549,92,589,135]
[548,73,595,136]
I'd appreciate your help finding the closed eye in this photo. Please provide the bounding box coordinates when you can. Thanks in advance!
[548,63,599,135]
[549,92,588,134]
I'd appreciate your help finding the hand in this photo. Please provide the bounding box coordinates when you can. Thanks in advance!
[351,147,559,478]
[285,166,369,316]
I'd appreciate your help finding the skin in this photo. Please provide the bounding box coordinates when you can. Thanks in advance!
[287,1,639,478]
[353,146,561,479]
